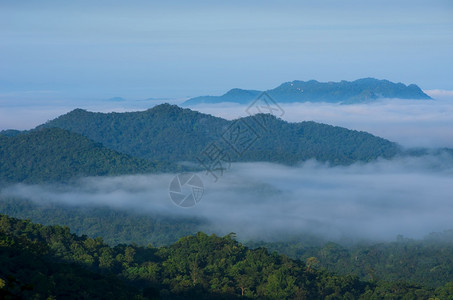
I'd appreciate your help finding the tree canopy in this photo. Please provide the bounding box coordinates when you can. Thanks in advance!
[1,214,452,299]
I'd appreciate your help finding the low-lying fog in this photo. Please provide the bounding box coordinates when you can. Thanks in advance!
[2,153,453,242]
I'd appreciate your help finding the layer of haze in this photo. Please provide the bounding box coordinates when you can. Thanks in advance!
[2,154,453,242]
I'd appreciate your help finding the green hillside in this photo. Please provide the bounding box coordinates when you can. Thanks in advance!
[2,197,453,290]
[37,104,400,165]
[1,214,451,299]
[0,127,172,183]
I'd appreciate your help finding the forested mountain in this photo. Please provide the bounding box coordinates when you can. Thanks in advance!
[184,78,431,105]
[1,214,452,299]
[37,104,400,165]
[37,104,228,163]
[249,232,453,289]
[2,197,453,291]
[0,197,204,246]
[0,127,174,183]
[0,129,22,137]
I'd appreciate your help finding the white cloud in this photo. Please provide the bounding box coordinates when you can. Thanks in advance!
[188,97,453,149]
[424,89,453,99]
[2,153,453,242]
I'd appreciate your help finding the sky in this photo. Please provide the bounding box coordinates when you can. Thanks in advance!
[1,0,452,103]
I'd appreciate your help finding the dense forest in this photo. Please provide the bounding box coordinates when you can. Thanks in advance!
[1,197,453,295]
[1,214,452,299]
[0,127,179,183]
[0,197,204,246]
[248,233,453,289]
[35,104,400,164]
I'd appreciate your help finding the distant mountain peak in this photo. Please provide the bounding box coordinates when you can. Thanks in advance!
[149,103,189,114]
[106,96,126,102]
[184,89,261,105]
[70,108,89,113]
[224,88,260,95]
[183,78,431,105]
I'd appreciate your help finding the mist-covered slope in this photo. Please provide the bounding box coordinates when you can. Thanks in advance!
[184,78,431,105]
[37,103,400,164]
[0,127,172,183]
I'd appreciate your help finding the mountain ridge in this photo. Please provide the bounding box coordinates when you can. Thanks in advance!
[184,78,431,105]
[34,103,400,165]
[1,104,403,183]
[0,127,174,183]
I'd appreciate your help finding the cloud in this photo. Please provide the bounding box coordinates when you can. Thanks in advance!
[2,153,453,243]
[187,97,453,149]
[424,89,453,99]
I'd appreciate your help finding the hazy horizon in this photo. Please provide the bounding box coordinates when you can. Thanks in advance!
[1,0,452,99]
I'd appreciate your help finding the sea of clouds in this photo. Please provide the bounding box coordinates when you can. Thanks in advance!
[1,90,453,243]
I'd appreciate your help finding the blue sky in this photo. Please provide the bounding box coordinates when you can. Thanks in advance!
[1,0,452,101]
